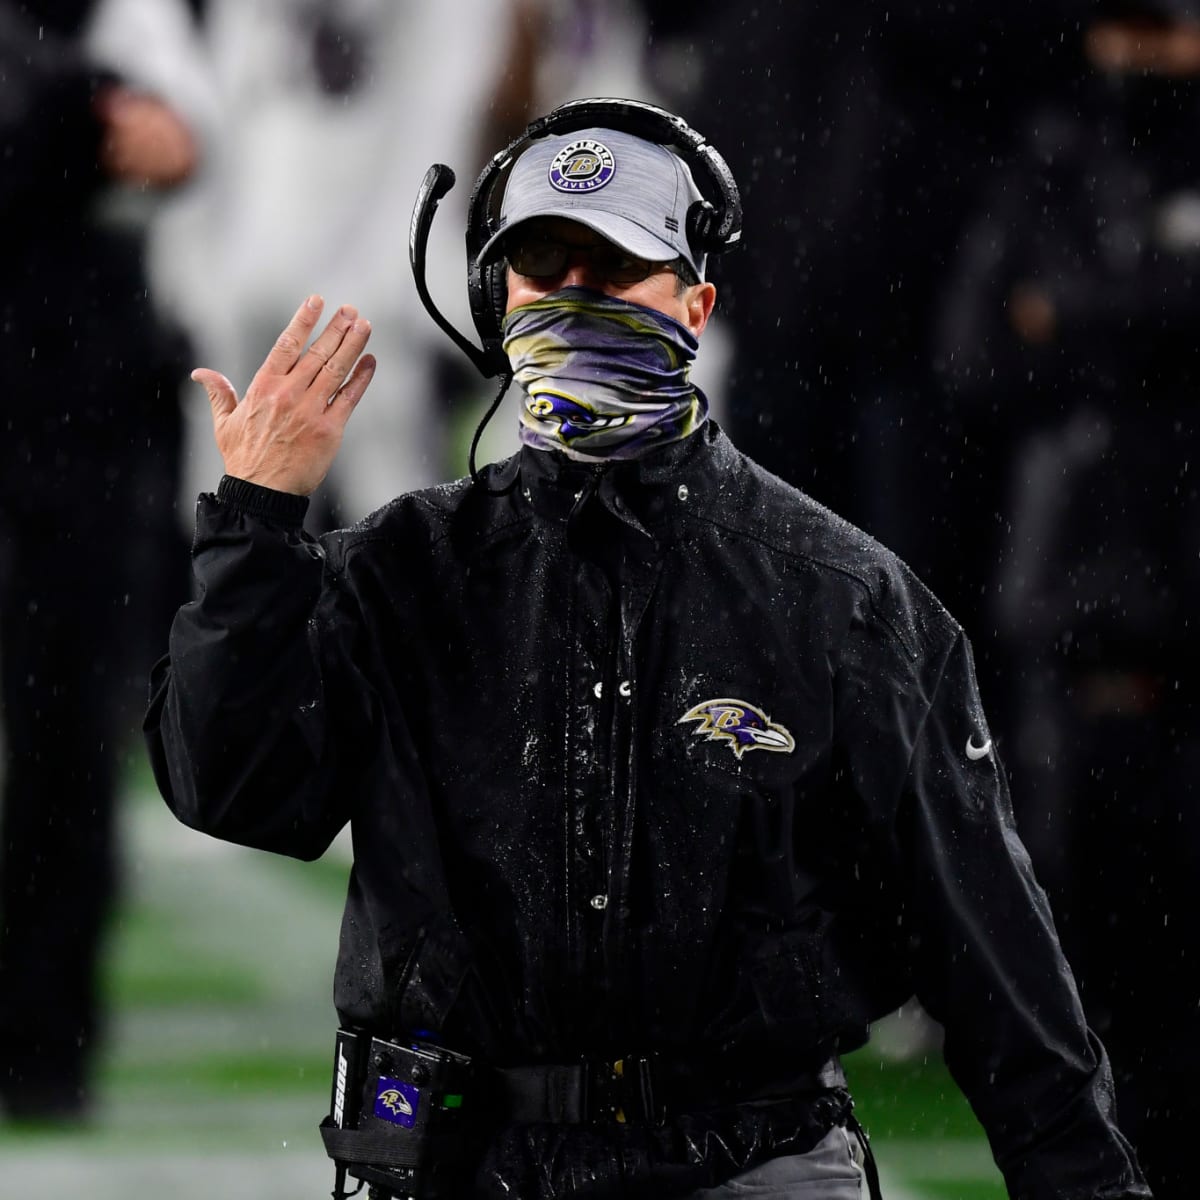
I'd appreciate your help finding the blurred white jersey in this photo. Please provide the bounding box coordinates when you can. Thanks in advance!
[136,0,515,519]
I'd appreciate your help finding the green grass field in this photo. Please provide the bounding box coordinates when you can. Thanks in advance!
[0,765,1006,1198]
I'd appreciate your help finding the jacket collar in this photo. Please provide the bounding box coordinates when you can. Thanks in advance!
[509,421,735,538]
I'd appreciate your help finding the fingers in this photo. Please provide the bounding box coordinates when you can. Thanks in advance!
[329,353,377,416]
[262,294,326,375]
[296,305,371,396]
[238,295,371,414]
[191,368,238,421]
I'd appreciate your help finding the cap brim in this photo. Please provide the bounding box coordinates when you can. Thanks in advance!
[477,209,681,269]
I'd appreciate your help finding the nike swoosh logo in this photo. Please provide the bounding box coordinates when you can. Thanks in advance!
[965,736,993,761]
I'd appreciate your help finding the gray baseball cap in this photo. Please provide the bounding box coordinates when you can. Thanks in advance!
[477,126,707,281]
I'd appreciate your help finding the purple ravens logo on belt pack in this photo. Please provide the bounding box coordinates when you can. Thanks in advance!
[678,698,796,760]
[373,1076,419,1127]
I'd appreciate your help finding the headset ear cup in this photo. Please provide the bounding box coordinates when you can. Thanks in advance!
[467,260,490,342]
[488,262,508,343]
[467,256,508,353]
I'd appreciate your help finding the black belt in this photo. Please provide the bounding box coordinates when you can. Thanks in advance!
[495,1053,846,1126]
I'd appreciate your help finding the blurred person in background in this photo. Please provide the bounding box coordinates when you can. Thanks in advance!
[638,1,1085,676]
[0,0,200,1121]
[152,0,530,530]
[934,4,1200,1194]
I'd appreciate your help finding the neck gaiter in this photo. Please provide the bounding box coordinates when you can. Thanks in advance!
[502,286,708,461]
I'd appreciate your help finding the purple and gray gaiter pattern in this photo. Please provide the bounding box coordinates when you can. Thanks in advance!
[502,286,708,461]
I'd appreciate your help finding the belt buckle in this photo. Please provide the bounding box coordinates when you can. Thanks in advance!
[583,1054,662,1126]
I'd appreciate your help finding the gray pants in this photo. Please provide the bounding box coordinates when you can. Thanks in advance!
[687,1125,864,1198]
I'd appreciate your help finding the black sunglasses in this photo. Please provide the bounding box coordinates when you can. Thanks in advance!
[504,234,679,285]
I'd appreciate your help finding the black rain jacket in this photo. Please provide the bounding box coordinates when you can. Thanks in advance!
[145,423,1148,1199]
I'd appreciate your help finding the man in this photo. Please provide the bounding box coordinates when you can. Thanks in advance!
[145,101,1149,1198]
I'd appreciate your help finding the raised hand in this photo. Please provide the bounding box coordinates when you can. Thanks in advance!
[192,296,376,496]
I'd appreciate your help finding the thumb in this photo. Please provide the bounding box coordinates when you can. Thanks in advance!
[190,368,238,422]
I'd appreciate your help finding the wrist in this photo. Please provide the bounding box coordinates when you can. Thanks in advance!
[216,476,310,527]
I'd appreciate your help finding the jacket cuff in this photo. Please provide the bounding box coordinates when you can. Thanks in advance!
[215,475,309,527]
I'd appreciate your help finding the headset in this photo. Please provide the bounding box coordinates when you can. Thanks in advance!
[408,97,743,381]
